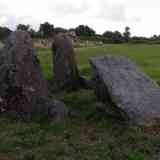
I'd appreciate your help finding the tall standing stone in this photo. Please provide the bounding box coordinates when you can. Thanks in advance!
[90,56,160,126]
[52,34,80,90]
[0,30,48,98]
[0,31,61,120]
[0,31,69,121]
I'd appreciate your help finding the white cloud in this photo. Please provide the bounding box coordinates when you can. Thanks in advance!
[0,16,8,25]
[94,2,127,21]
[48,0,90,17]
[0,0,160,36]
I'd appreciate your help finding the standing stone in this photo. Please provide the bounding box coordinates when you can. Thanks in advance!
[52,34,80,90]
[90,56,160,126]
[0,31,68,121]
[0,30,48,97]
[0,42,4,49]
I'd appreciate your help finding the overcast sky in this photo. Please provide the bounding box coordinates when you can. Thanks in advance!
[0,0,159,37]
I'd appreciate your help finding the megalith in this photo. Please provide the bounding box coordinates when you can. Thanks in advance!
[0,31,68,121]
[90,56,160,126]
[0,30,48,97]
[52,34,81,90]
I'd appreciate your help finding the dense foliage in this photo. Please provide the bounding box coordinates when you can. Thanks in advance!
[17,24,30,31]
[75,25,96,37]
[123,26,131,42]
[39,22,54,38]
[0,27,12,40]
[1,23,160,44]
[54,27,67,34]
[103,31,124,43]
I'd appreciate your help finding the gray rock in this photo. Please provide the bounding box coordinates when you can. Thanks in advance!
[0,89,68,121]
[48,100,68,121]
[79,76,94,89]
[90,56,160,126]
[52,34,80,90]
[0,30,48,97]
[0,31,68,121]
[0,42,4,49]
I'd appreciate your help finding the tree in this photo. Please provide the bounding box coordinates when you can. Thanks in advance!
[17,24,30,31]
[17,25,38,38]
[75,25,96,36]
[123,26,131,42]
[112,31,124,43]
[150,34,160,41]
[39,22,54,38]
[28,28,37,38]
[103,31,114,39]
[0,26,12,40]
[131,36,149,43]
[103,30,124,43]
[54,27,67,34]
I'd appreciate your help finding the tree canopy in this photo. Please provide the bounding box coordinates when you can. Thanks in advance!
[75,25,96,37]
[123,26,131,42]
[0,27,12,40]
[39,22,54,38]
[17,24,30,31]
[103,31,124,43]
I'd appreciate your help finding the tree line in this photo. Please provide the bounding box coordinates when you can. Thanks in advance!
[0,22,160,44]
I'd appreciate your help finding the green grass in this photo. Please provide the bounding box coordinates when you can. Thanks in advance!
[76,44,160,82]
[1,44,160,159]
[38,44,160,83]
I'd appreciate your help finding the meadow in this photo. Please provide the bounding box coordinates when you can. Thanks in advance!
[39,44,160,83]
[1,44,160,160]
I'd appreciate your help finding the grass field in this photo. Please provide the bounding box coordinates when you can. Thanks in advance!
[1,44,160,160]
[38,44,160,84]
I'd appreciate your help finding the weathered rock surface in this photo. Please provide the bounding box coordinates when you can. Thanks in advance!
[0,42,4,49]
[90,56,160,126]
[52,34,81,90]
[48,100,68,121]
[0,31,68,121]
[0,30,48,97]
[0,89,68,121]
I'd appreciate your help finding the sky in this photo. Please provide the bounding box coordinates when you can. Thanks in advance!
[0,0,159,37]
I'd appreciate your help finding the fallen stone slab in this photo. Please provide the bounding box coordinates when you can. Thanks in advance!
[90,56,160,126]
